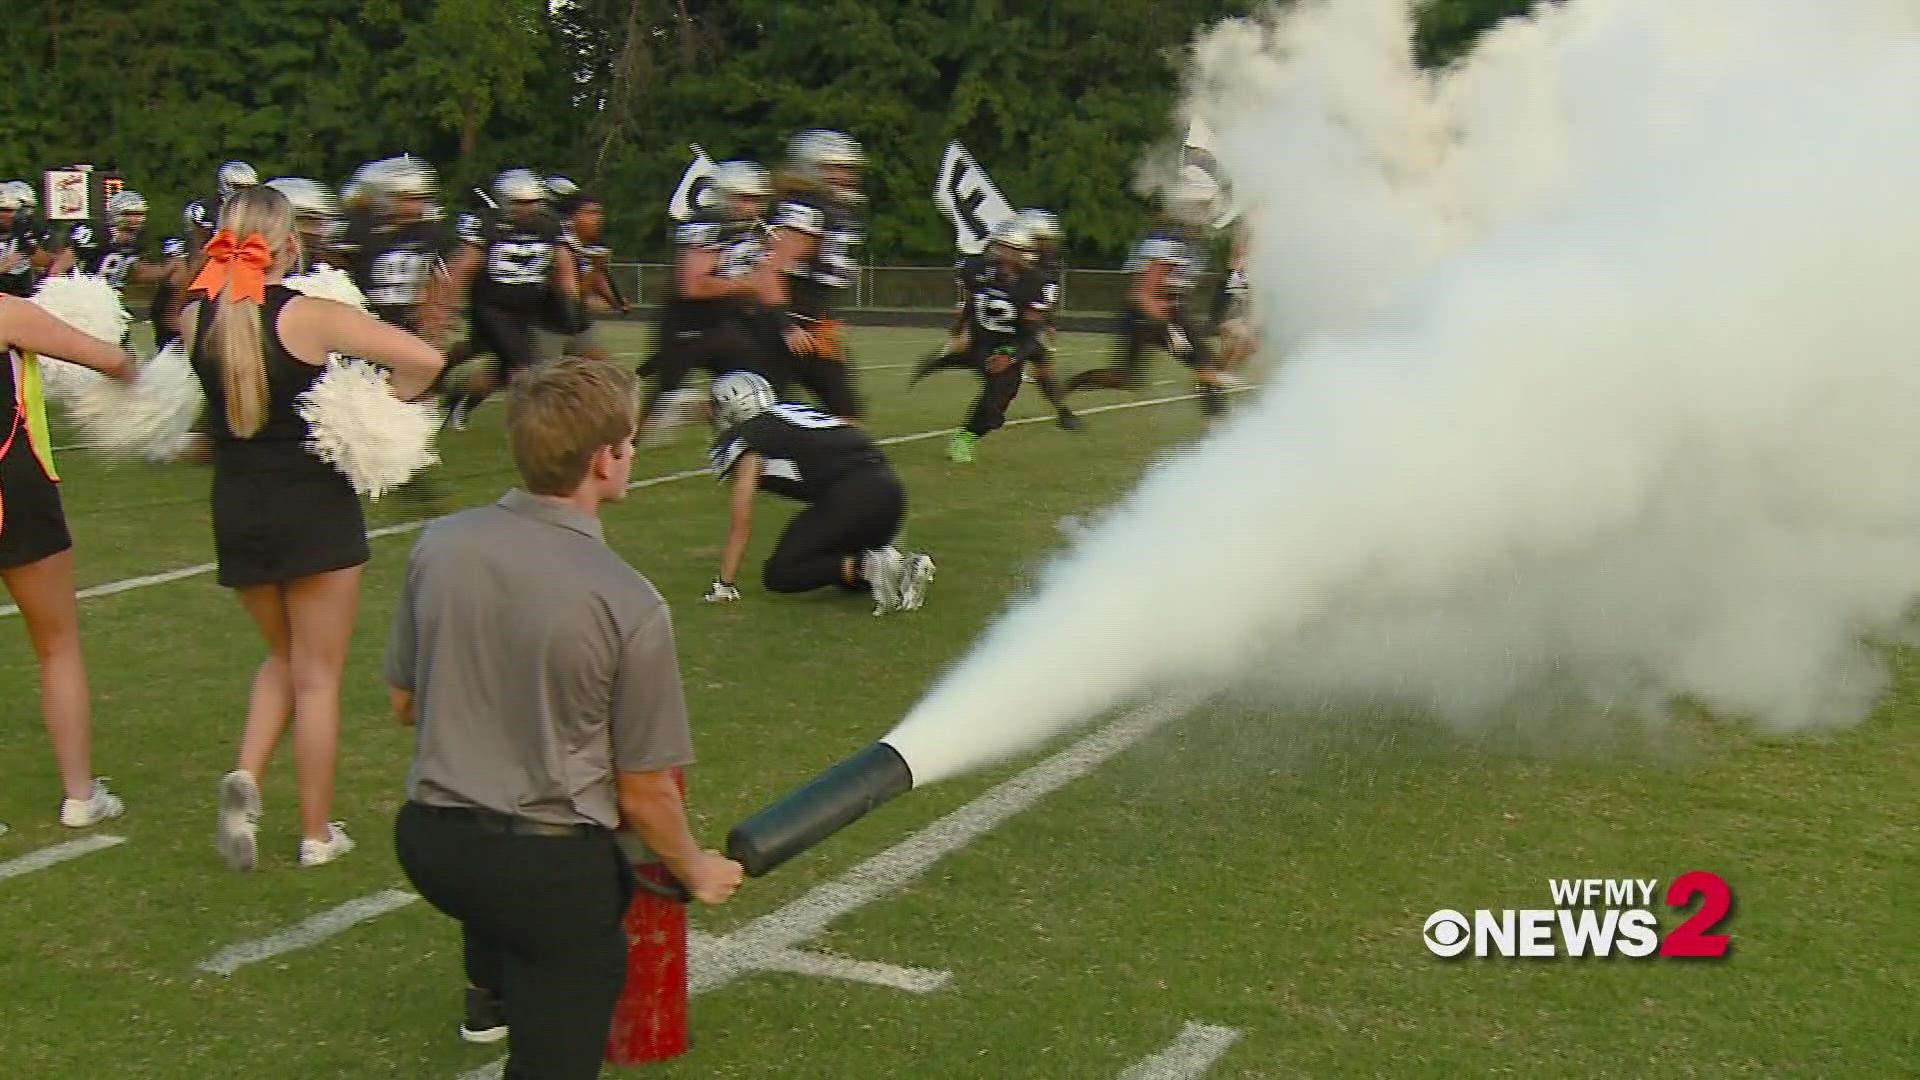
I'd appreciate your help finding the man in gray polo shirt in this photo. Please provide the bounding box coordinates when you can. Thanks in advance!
[388,358,742,1080]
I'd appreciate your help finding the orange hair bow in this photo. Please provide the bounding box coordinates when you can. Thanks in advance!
[188,229,273,304]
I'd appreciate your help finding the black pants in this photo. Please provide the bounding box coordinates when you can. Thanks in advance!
[395,803,635,1080]
[764,467,905,593]
[785,317,864,419]
[1072,306,1216,391]
[965,345,1025,438]
[644,320,790,421]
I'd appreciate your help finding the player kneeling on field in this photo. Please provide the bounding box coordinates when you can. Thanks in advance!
[704,372,933,614]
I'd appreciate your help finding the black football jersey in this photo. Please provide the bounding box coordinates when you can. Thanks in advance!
[345,214,454,329]
[561,227,607,281]
[710,404,886,503]
[67,223,175,291]
[664,217,768,331]
[769,192,861,319]
[459,209,562,313]
[957,255,1046,349]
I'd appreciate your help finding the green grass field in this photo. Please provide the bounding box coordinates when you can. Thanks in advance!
[1,323,1914,1079]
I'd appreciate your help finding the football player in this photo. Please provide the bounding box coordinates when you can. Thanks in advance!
[183,160,260,248]
[1211,223,1256,387]
[704,372,934,614]
[641,160,783,441]
[764,129,868,420]
[549,188,623,363]
[437,169,578,428]
[0,185,43,297]
[264,178,349,270]
[913,219,1057,463]
[342,156,450,332]
[1013,208,1079,429]
[1065,167,1228,418]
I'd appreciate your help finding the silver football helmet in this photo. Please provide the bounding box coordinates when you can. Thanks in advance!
[787,129,865,200]
[712,161,773,200]
[493,168,547,206]
[106,189,149,226]
[544,175,579,200]
[0,187,21,212]
[265,178,341,223]
[1017,208,1061,245]
[217,161,260,199]
[711,371,778,429]
[989,217,1037,262]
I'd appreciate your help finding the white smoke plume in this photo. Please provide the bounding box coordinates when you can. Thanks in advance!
[886,0,1920,785]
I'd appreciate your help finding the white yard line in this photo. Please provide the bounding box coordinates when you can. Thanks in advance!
[458,694,1199,1080]
[195,888,419,977]
[687,932,952,994]
[0,834,127,883]
[4,389,1222,619]
[1116,1022,1244,1080]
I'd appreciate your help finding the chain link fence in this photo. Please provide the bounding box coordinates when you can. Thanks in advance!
[610,263,1136,315]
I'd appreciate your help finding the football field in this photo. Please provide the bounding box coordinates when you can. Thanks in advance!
[0,323,1913,1079]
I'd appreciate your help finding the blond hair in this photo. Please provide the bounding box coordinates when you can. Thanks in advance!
[506,358,639,496]
[207,187,298,437]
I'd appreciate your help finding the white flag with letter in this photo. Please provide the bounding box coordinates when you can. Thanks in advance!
[1182,118,1238,229]
[932,142,1016,255]
[669,145,718,222]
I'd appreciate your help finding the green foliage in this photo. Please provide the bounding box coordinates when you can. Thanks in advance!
[0,0,1538,264]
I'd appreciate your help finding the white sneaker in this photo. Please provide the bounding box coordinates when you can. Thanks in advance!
[59,778,126,828]
[298,822,356,868]
[216,769,262,872]
[895,553,936,612]
[861,547,905,615]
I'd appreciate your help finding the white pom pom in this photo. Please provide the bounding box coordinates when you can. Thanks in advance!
[296,359,439,499]
[281,266,371,312]
[30,274,130,344]
[28,275,129,401]
[62,342,203,463]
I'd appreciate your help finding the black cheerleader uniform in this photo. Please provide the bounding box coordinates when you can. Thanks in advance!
[189,285,369,588]
[0,349,71,570]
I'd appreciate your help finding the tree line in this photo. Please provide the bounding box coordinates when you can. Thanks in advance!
[1,0,1537,267]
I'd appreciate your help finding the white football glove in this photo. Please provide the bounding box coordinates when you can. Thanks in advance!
[1167,325,1193,358]
[704,579,741,604]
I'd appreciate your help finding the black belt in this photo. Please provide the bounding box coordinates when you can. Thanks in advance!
[415,802,606,839]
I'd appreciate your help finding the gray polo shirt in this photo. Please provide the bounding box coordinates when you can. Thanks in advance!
[385,489,693,829]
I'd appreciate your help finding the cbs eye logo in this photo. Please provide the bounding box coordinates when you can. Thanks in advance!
[1422,909,1473,957]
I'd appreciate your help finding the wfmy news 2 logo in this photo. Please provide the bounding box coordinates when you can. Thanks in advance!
[1422,872,1734,959]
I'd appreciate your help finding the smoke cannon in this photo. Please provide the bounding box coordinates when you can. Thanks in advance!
[725,742,915,877]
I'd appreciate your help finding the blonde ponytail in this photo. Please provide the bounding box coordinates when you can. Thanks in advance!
[202,187,298,438]
[213,291,268,437]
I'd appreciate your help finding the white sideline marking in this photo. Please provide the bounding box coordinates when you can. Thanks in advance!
[0,834,127,883]
[196,888,419,976]
[688,931,951,993]
[4,389,1230,619]
[459,695,1198,1080]
[1116,1022,1244,1080]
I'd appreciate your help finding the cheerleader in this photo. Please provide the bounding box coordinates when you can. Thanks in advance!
[183,187,444,871]
[0,295,137,832]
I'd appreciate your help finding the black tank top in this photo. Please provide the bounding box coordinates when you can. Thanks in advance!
[189,284,333,477]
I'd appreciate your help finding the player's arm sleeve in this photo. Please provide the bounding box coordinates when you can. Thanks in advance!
[770,201,825,237]
[610,602,696,773]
